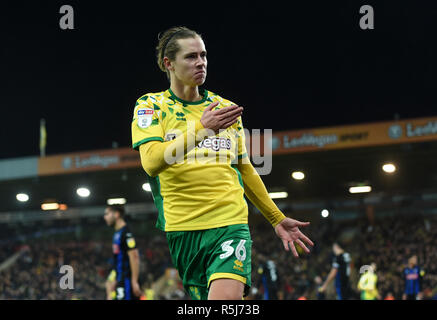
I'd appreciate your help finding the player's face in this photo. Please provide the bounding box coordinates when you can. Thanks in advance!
[332,243,338,253]
[171,36,207,87]
[103,208,115,227]
[410,255,417,266]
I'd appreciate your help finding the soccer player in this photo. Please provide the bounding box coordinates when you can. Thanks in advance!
[256,254,279,300]
[402,254,425,300]
[131,26,314,300]
[105,269,116,300]
[357,262,380,300]
[318,242,353,300]
[314,276,326,300]
[103,205,142,300]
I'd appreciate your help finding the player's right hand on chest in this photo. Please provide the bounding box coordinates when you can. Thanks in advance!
[200,102,243,134]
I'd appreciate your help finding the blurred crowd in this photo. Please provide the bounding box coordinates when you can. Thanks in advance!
[247,213,437,300]
[0,212,436,300]
[0,241,108,299]
[0,234,174,300]
[356,214,437,300]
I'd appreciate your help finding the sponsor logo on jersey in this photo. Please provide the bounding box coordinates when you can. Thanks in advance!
[138,109,154,116]
[197,137,231,151]
[137,108,154,128]
[127,238,136,249]
[406,273,419,280]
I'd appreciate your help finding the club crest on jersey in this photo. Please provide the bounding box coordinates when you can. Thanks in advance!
[127,238,136,249]
[137,108,154,128]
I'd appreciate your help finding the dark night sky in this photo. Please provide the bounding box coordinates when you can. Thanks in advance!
[1,0,437,159]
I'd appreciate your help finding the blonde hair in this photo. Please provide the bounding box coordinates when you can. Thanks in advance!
[156,26,202,80]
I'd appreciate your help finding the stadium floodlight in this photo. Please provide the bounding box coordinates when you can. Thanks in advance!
[382,163,396,173]
[291,171,305,180]
[41,202,60,211]
[321,209,329,218]
[142,183,151,192]
[107,198,127,205]
[269,191,288,199]
[349,186,372,194]
[16,193,29,202]
[76,187,91,198]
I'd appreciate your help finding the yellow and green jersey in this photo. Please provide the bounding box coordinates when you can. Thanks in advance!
[358,272,378,300]
[131,88,248,232]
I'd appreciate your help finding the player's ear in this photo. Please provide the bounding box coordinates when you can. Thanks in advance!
[163,57,173,72]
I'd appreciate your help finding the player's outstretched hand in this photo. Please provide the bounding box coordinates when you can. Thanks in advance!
[274,217,314,258]
[200,101,243,134]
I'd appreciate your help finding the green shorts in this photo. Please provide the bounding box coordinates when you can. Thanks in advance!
[166,224,252,300]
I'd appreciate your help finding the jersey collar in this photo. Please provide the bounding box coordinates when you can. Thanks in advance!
[167,88,208,105]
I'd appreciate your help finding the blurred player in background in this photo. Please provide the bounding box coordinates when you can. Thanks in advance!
[131,26,314,300]
[319,242,353,300]
[256,254,279,300]
[104,205,141,300]
[105,269,116,300]
[314,276,325,300]
[357,262,380,300]
[402,254,425,300]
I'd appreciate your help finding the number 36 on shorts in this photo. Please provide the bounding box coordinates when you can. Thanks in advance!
[220,239,247,261]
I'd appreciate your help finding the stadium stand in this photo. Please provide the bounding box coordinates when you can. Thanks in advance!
[0,211,436,300]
